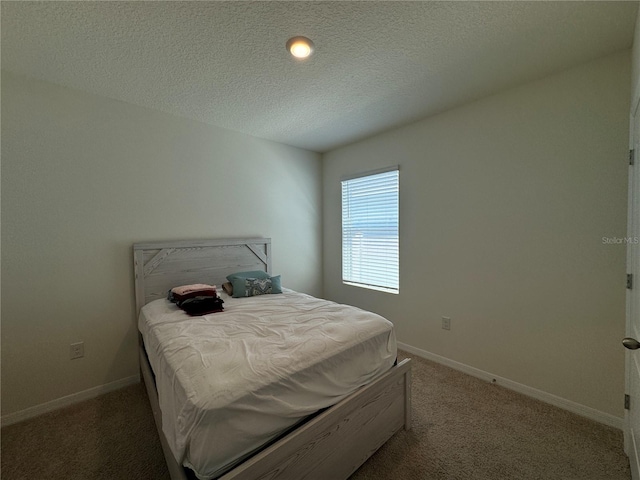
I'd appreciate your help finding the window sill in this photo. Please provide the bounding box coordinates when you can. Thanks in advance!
[342,281,399,294]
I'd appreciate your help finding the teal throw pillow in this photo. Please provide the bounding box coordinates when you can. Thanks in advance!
[245,277,273,297]
[230,274,282,298]
[226,270,270,282]
[269,275,282,294]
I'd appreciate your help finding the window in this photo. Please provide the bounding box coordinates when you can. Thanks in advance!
[341,166,399,293]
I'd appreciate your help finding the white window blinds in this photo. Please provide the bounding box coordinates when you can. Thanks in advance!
[341,167,399,293]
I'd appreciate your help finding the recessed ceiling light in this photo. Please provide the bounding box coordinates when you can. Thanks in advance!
[286,36,314,59]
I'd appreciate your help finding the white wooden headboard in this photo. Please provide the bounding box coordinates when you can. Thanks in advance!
[133,238,271,313]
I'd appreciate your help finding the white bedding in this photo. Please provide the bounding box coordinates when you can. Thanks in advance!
[138,289,397,480]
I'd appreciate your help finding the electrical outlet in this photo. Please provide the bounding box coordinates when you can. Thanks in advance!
[70,342,84,360]
[442,316,451,330]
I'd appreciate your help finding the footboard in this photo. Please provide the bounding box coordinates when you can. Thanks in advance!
[141,344,411,480]
[221,358,412,480]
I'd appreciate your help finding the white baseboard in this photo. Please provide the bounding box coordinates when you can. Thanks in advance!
[398,342,624,430]
[1,374,140,427]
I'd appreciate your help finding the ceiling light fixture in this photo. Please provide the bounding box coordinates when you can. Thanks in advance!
[286,36,314,59]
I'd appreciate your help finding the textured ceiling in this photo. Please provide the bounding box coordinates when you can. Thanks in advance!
[1,1,637,152]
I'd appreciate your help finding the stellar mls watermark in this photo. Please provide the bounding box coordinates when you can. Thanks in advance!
[602,236,639,245]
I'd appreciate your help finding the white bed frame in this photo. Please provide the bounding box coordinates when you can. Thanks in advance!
[133,238,412,480]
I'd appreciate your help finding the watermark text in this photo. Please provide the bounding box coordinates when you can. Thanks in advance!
[602,236,639,245]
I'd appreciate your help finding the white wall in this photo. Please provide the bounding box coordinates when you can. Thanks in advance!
[633,5,640,112]
[1,71,322,416]
[323,51,630,419]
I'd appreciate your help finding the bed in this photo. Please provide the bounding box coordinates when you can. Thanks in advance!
[133,238,412,480]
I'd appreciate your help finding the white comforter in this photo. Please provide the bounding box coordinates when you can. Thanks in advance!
[139,289,397,479]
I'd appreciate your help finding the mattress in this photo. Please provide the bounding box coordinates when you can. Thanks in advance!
[138,288,397,480]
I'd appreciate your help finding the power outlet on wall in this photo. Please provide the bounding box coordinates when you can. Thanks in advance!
[442,316,451,331]
[70,342,84,360]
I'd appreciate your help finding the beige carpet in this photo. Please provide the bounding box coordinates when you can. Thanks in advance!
[1,352,631,480]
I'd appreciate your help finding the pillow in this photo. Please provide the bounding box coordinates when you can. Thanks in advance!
[222,282,234,296]
[244,277,273,297]
[270,275,282,294]
[226,270,270,281]
[230,275,282,298]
